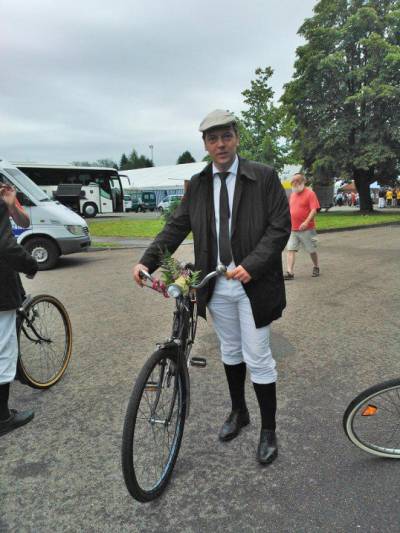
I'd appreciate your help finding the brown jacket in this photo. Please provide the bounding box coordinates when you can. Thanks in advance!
[140,157,291,328]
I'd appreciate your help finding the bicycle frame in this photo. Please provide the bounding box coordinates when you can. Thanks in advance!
[138,264,227,419]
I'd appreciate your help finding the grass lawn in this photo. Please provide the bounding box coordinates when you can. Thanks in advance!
[88,211,400,238]
[89,219,164,238]
[316,211,400,230]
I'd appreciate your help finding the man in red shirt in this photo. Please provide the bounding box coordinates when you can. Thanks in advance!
[284,173,320,280]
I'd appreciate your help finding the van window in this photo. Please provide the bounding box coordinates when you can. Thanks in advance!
[5,168,50,202]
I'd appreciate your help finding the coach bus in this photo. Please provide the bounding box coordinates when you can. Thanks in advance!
[15,163,126,217]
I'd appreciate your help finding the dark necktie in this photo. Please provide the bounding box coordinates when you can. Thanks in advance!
[218,172,232,266]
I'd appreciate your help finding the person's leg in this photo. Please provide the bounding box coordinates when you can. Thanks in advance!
[236,289,278,464]
[310,252,319,267]
[0,382,10,421]
[223,362,247,412]
[300,230,319,276]
[285,232,299,279]
[0,310,34,437]
[287,251,296,274]
[208,278,249,441]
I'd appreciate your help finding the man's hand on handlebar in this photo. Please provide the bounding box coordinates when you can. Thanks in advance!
[227,265,252,284]
[133,264,149,287]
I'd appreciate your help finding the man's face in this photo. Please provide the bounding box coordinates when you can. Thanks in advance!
[291,176,305,193]
[203,125,239,169]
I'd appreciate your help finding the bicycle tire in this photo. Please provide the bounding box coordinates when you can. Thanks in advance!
[17,294,72,389]
[343,378,400,458]
[122,347,187,502]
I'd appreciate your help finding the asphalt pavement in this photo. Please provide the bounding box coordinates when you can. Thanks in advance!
[1,226,400,532]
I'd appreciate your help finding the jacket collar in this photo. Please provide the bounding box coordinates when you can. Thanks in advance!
[199,156,256,181]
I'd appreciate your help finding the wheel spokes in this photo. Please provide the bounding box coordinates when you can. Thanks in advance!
[132,359,182,491]
[352,388,400,454]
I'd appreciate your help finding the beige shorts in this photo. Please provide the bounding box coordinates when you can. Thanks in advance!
[287,229,318,253]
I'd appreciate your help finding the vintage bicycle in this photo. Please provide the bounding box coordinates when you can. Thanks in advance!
[121,262,229,502]
[343,379,400,459]
[16,292,72,389]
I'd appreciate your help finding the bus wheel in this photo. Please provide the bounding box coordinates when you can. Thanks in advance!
[82,202,98,218]
[24,237,60,270]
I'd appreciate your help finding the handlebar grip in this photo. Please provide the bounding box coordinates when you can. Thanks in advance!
[139,269,152,282]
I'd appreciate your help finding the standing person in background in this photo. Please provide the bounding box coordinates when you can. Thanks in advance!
[378,188,386,208]
[391,188,397,208]
[284,173,320,280]
[133,109,291,465]
[0,184,38,437]
[386,188,393,207]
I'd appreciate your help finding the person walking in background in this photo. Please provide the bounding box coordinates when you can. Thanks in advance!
[0,184,38,437]
[133,109,291,465]
[284,173,320,280]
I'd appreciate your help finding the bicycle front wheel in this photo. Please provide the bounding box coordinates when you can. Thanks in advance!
[122,348,187,502]
[343,378,400,458]
[17,294,72,389]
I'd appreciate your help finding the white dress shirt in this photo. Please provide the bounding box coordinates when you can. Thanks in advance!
[212,155,238,269]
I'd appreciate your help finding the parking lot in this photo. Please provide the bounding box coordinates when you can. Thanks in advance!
[1,226,400,532]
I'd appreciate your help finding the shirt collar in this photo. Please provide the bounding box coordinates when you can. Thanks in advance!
[212,155,239,178]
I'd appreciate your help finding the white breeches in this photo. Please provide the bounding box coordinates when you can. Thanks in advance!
[0,310,18,384]
[208,277,277,384]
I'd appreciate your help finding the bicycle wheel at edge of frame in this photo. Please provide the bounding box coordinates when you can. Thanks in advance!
[17,294,73,389]
[121,346,187,502]
[343,377,400,458]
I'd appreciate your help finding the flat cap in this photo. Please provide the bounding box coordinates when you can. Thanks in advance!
[198,109,236,132]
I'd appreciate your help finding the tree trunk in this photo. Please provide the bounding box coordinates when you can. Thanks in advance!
[354,170,373,212]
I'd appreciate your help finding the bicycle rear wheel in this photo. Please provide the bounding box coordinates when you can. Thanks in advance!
[17,294,72,389]
[122,348,187,502]
[343,378,400,458]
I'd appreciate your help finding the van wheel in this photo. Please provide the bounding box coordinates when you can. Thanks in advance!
[24,238,60,270]
[82,202,98,218]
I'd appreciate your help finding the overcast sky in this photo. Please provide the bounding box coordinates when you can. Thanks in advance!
[2,0,317,167]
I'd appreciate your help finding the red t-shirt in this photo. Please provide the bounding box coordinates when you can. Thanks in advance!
[289,188,320,231]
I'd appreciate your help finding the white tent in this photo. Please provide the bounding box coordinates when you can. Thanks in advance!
[121,162,206,189]
[121,161,299,188]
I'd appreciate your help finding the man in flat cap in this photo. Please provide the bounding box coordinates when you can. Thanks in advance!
[133,109,290,465]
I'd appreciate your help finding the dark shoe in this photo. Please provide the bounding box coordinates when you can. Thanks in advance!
[0,409,34,437]
[257,429,278,465]
[284,272,294,280]
[219,409,250,442]
[312,267,320,277]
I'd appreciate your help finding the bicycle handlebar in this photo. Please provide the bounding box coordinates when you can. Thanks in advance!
[190,264,227,289]
[138,264,230,297]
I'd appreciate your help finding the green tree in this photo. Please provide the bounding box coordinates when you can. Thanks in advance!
[282,0,400,211]
[119,153,129,170]
[177,151,196,164]
[122,148,154,170]
[239,67,295,172]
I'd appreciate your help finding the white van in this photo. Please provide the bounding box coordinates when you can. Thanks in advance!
[0,158,91,270]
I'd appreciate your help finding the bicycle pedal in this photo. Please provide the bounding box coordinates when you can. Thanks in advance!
[190,357,207,368]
